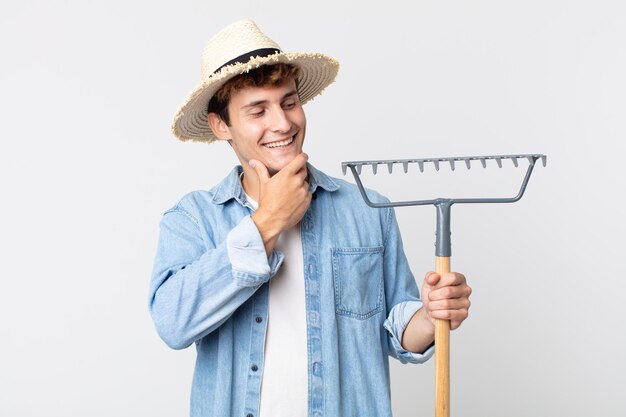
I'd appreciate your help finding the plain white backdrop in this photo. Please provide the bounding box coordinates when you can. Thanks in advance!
[1,1,624,416]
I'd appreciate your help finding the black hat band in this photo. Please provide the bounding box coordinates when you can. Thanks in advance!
[213,48,281,74]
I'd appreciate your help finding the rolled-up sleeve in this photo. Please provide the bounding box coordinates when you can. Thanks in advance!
[378,198,435,364]
[384,300,435,364]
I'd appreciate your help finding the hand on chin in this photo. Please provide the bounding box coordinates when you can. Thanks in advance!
[265,154,301,176]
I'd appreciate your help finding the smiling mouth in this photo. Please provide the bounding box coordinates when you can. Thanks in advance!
[263,135,295,149]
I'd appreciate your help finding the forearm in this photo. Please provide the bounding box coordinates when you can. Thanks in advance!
[251,209,282,256]
[149,243,260,349]
[149,213,282,349]
[401,307,436,354]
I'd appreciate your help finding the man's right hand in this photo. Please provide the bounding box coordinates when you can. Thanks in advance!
[249,153,312,255]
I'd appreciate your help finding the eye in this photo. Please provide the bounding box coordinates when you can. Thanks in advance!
[250,109,264,117]
[282,100,296,109]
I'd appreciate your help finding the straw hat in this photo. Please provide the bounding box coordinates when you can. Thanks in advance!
[171,19,340,143]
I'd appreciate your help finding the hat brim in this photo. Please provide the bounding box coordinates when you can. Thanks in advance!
[171,52,339,143]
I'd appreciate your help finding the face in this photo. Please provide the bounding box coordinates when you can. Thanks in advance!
[209,78,306,177]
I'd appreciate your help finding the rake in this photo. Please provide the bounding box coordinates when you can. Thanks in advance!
[341,153,547,417]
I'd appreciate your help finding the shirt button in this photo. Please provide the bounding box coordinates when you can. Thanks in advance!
[313,362,322,375]
[251,364,258,372]
[255,316,262,323]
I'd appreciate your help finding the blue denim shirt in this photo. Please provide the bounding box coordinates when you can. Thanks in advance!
[149,164,434,417]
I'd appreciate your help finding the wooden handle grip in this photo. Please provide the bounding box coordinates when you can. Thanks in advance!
[435,256,451,417]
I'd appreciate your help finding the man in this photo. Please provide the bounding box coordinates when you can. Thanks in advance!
[149,19,471,417]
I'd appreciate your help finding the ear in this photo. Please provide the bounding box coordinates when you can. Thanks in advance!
[208,112,231,141]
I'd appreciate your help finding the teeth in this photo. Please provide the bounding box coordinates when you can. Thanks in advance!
[264,137,294,148]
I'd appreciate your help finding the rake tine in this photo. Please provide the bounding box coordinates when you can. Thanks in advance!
[344,154,545,182]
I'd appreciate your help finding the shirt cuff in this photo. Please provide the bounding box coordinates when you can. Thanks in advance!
[384,300,435,364]
[226,215,284,287]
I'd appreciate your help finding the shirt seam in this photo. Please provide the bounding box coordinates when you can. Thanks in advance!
[383,205,393,247]
[167,205,200,228]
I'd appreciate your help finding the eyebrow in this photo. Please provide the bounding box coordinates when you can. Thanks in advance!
[241,90,299,109]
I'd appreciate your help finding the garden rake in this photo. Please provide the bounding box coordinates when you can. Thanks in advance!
[341,153,547,417]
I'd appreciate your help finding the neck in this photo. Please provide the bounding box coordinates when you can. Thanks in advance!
[240,165,260,201]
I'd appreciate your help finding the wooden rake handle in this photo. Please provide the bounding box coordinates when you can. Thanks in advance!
[435,256,451,417]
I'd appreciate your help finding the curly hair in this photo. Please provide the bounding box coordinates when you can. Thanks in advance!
[207,63,301,126]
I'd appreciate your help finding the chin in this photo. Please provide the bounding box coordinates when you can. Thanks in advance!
[271,153,302,172]
[267,162,290,175]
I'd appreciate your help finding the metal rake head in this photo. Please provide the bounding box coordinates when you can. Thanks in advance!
[341,153,547,257]
[341,153,547,208]
[341,154,547,176]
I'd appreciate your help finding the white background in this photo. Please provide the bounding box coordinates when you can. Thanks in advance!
[1,1,625,416]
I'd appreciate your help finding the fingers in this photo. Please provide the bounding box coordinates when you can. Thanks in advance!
[423,271,472,330]
[427,282,472,301]
[249,153,308,182]
[435,271,466,286]
[249,152,311,234]
[427,297,471,312]
[424,271,465,286]
[283,152,309,175]
[424,271,439,286]
[430,309,470,330]
[249,159,270,184]
[274,153,309,186]
[427,291,470,331]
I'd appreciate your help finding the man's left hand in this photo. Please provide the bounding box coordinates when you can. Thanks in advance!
[420,271,472,330]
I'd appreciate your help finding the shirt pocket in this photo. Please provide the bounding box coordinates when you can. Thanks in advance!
[331,246,384,320]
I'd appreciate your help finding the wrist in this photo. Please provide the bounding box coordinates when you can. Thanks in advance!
[401,307,436,353]
[251,209,282,236]
[251,209,281,254]
[416,307,436,337]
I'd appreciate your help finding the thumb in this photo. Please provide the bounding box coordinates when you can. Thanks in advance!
[249,159,270,184]
[421,272,438,306]
[424,271,440,287]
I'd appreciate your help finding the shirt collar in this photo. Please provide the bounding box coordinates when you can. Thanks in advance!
[211,163,340,205]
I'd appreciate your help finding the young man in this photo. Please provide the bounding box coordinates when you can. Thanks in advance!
[149,20,471,417]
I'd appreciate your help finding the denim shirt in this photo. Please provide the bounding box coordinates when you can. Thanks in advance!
[149,164,434,417]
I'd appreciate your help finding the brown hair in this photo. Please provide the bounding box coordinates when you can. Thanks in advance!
[207,63,301,126]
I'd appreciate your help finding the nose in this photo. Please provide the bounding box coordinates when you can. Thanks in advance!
[268,106,292,133]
